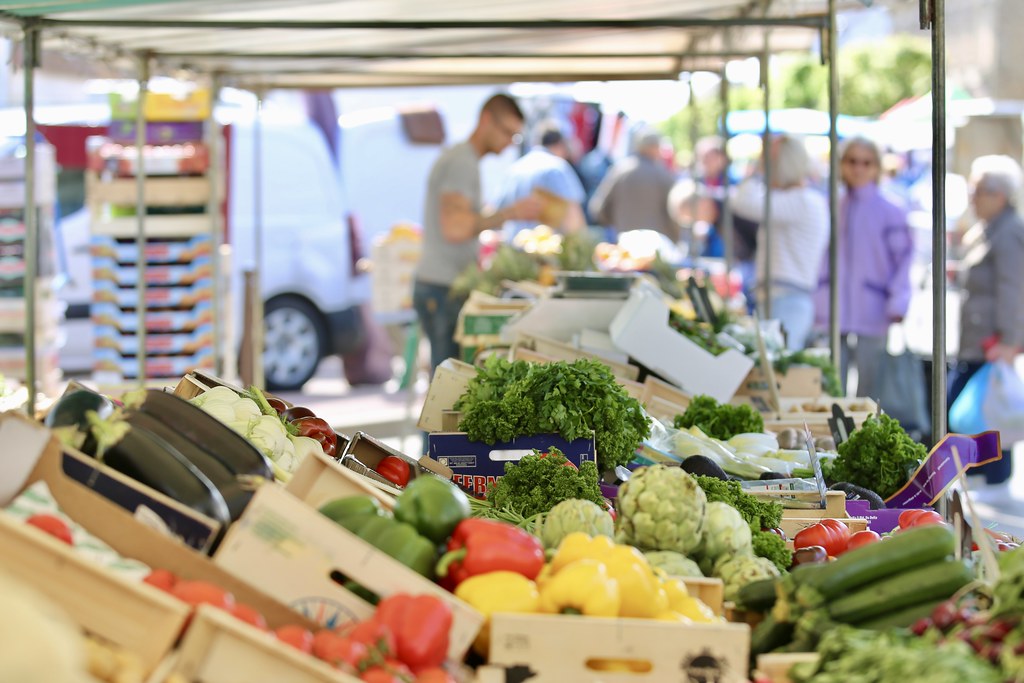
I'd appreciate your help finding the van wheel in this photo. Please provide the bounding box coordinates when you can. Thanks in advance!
[263,296,328,392]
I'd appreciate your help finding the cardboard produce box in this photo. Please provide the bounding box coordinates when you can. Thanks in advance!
[339,431,453,495]
[479,613,750,683]
[427,432,597,497]
[416,358,479,432]
[285,448,397,510]
[609,286,754,403]
[736,364,823,400]
[213,484,484,660]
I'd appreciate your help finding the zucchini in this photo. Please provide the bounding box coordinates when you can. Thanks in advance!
[123,410,254,521]
[855,599,943,630]
[126,389,273,482]
[750,614,794,656]
[826,558,973,624]
[805,524,956,599]
[738,577,779,612]
[84,412,232,529]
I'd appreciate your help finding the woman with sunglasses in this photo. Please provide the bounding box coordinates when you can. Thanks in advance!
[814,136,914,398]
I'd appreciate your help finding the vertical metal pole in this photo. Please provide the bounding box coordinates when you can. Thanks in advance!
[252,90,265,389]
[22,24,37,416]
[206,75,223,375]
[135,55,149,386]
[720,65,734,279]
[928,0,948,443]
[687,75,699,256]
[828,0,841,369]
[761,48,773,319]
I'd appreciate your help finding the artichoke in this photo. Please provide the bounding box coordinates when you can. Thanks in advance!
[644,550,704,578]
[714,554,780,603]
[615,464,707,555]
[697,501,753,565]
[539,499,614,550]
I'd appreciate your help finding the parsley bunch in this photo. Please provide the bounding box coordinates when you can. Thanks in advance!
[694,475,783,531]
[455,357,651,472]
[829,414,925,499]
[486,449,605,518]
[673,395,764,441]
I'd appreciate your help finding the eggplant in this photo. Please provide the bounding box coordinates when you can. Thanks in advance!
[125,389,273,482]
[123,410,254,521]
[44,388,116,430]
[84,412,232,529]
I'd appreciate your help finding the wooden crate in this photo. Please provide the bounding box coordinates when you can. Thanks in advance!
[683,576,725,616]
[89,213,212,239]
[736,365,823,400]
[481,613,750,683]
[756,653,820,683]
[619,378,645,402]
[526,332,639,381]
[284,448,396,511]
[87,172,211,209]
[171,605,360,683]
[0,513,189,675]
[213,485,484,659]
[766,397,878,438]
[747,491,848,520]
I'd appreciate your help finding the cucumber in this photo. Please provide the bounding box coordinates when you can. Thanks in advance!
[738,577,779,612]
[826,558,973,624]
[806,524,956,599]
[855,599,943,630]
[127,389,274,482]
[750,614,794,656]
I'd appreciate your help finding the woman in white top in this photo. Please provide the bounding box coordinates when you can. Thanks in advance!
[732,134,830,350]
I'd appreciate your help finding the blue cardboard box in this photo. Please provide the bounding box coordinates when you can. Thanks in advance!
[428,432,597,497]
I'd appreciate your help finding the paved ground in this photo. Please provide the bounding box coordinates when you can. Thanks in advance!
[282,353,1024,541]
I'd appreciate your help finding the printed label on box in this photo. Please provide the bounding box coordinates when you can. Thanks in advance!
[429,432,597,497]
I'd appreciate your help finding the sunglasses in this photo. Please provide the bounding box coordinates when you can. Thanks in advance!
[842,157,876,167]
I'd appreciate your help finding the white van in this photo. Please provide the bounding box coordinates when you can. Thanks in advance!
[53,114,368,391]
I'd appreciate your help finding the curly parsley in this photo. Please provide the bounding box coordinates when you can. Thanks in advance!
[673,395,764,441]
[486,449,606,518]
[455,357,651,472]
[829,414,925,499]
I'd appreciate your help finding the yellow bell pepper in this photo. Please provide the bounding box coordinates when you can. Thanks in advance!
[549,532,616,574]
[672,595,718,623]
[601,545,668,619]
[655,611,694,624]
[534,562,554,588]
[538,559,620,617]
[455,571,540,657]
[661,578,691,612]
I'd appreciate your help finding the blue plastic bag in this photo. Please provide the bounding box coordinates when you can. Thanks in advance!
[982,361,1024,444]
[949,363,993,435]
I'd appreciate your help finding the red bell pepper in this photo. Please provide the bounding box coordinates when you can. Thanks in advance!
[434,518,545,589]
[291,416,338,457]
[372,594,451,672]
[376,456,411,488]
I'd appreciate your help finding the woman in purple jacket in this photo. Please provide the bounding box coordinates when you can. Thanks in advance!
[815,137,914,398]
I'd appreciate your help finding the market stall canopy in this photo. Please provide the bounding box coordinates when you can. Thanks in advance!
[1,0,870,88]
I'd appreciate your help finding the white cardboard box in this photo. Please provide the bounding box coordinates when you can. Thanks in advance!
[416,358,479,432]
[501,297,626,344]
[610,286,753,403]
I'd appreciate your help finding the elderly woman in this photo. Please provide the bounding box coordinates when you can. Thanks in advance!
[948,154,1024,485]
[732,134,830,350]
[814,137,914,397]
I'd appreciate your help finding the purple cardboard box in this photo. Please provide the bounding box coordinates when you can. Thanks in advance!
[428,432,597,498]
[846,499,935,534]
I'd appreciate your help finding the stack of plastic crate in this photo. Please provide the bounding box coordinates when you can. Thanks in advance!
[0,141,64,395]
[87,89,216,387]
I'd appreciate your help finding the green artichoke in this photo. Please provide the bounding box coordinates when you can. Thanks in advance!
[644,550,704,578]
[697,501,753,565]
[714,554,781,603]
[539,498,614,550]
[615,464,707,555]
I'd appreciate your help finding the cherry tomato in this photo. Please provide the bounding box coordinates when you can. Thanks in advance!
[25,513,74,545]
[847,529,882,550]
[282,405,316,422]
[266,397,289,415]
[291,416,339,457]
[229,603,268,630]
[275,624,315,654]
[143,568,178,593]
[898,509,929,529]
[375,455,412,488]
[172,580,236,611]
[908,510,945,528]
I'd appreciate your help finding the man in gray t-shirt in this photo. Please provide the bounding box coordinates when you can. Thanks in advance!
[413,94,540,372]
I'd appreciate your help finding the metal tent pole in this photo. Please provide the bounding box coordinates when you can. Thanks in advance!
[720,64,734,280]
[135,55,150,387]
[761,48,773,320]
[252,90,265,389]
[687,75,699,257]
[926,0,947,443]
[22,23,37,416]
[827,0,841,369]
[207,74,223,376]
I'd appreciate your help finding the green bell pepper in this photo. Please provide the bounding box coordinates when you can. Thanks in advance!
[318,495,389,535]
[356,516,437,579]
[393,475,471,545]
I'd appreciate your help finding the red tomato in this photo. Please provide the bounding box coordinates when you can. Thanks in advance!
[25,513,74,545]
[898,509,929,530]
[142,568,178,593]
[415,667,457,683]
[361,661,414,683]
[908,510,945,528]
[794,524,835,555]
[275,624,315,654]
[375,456,412,488]
[820,519,851,553]
[346,619,397,657]
[172,580,236,611]
[229,603,268,630]
[847,530,882,550]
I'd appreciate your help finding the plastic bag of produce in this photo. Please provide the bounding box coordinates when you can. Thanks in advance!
[982,361,1024,444]
[949,363,992,436]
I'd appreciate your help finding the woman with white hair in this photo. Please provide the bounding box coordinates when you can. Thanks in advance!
[948,154,1024,485]
[732,134,830,350]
